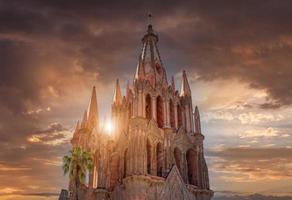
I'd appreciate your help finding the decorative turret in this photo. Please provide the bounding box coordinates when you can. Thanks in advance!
[113,79,122,105]
[87,86,99,130]
[194,106,201,134]
[171,76,176,93]
[180,70,192,97]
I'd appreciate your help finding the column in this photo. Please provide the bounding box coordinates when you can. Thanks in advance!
[138,90,143,117]
[165,99,170,128]
[151,96,157,120]
[185,104,190,132]
[174,103,178,129]
[190,103,194,132]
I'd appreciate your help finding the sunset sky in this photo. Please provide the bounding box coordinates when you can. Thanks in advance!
[0,0,292,199]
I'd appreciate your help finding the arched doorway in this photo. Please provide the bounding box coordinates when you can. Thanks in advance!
[169,99,175,128]
[156,142,163,177]
[177,104,182,128]
[147,139,152,174]
[123,149,128,178]
[186,149,198,185]
[156,96,164,128]
[174,147,182,173]
[145,94,152,119]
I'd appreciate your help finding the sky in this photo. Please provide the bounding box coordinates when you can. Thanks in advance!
[0,0,292,199]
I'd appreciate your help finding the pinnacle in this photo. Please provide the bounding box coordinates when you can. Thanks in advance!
[180,70,192,97]
[113,79,122,105]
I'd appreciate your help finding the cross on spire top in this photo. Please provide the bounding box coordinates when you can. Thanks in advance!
[148,13,152,25]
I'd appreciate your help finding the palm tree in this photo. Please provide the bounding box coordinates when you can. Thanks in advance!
[63,147,93,200]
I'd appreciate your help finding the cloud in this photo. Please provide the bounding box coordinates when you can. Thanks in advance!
[239,128,279,138]
[27,123,72,146]
[207,147,292,182]
[238,112,284,124]
[0,187,24,195]
[204,110,284,125]
[0,163,31,172]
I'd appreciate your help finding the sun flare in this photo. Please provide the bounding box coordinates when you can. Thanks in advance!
[105,119,114,134]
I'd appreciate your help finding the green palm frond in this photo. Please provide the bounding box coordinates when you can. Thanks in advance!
[62,147,94,186]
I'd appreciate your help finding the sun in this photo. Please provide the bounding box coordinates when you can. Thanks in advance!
[105,119,114,135]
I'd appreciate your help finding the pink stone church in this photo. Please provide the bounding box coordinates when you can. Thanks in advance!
[61,23,214,200]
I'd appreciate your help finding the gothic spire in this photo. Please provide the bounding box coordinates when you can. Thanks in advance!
[194,106,201,134]
[126,80,131,99]
[180,70,192,97]
[113,79,122,105]
[134,22,168,86]
[171,76,175,91]
[87,86,99,129]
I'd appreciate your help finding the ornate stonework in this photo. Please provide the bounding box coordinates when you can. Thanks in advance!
[63,23,213,200]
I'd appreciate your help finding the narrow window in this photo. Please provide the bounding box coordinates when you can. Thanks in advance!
[156,142,163,177]
[147,139,152,174]
[156,96,164,128]
[145,94,152,119]
[169,99,175,128]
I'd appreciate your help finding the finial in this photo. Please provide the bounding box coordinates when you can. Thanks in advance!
[147,13,154,34]
[148,13,152,25]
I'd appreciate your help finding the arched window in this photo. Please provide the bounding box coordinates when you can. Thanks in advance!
[174,147,182,173]
[147,139,152,174]
[156,142,163,177]
[169,99,175,128]
[186,149,198,186]
[110,155,120,190]
[123,149,128,178]
[156,96,164,128]
[145,94,152,119]
[177,105,182,128]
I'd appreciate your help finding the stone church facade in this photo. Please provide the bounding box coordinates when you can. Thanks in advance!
[63,23,213,200]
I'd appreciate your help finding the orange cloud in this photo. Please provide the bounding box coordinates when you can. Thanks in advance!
[208,147,292,182]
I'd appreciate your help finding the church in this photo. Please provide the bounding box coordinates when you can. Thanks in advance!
[61,23,214,200]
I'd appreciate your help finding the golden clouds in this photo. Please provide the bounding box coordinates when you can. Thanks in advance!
[27,123,71,146]
[0,187,24,194]
[239,128,279,138]
[0,163,31,172]
[238,112,284,125]
[208,147,292,182]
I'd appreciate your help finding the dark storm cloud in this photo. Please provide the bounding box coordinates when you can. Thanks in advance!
[1,0,292,111]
